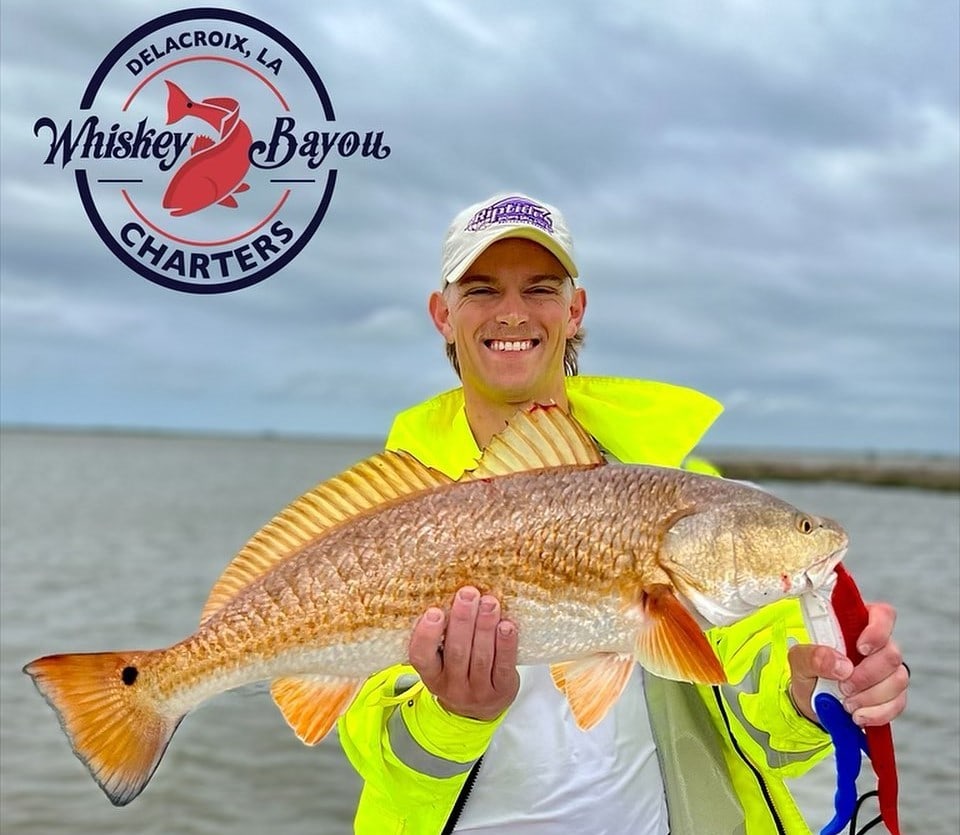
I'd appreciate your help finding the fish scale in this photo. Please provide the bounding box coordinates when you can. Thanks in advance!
[149,463,813,693]
[23,405,848,806]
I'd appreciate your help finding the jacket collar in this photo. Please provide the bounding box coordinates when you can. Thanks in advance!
[385,376,722,478]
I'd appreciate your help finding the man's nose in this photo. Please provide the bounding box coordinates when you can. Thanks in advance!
[497,311,528,326]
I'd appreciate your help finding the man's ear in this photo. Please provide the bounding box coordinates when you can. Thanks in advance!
[566,287,587,338]
[429,290,455,343]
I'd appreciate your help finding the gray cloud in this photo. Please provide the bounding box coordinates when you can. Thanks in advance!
[1,0,957,452]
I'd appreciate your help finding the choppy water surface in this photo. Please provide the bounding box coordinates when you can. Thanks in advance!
[1,431,957,834]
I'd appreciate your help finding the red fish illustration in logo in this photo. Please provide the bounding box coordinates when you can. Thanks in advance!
[162,81,252,217]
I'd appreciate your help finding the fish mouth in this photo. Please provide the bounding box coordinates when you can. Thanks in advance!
[802,545,848,591]
[484,338,541,353]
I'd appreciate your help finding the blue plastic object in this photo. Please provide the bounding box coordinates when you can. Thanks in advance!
[814,691,867,835]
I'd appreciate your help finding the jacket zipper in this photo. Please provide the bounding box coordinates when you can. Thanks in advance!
[712,686,787,835]
[440,755,483,835]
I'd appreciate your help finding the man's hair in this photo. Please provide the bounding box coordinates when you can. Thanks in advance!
[445,328,585,377]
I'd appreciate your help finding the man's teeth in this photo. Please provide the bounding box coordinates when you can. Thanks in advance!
[489,340,534,352]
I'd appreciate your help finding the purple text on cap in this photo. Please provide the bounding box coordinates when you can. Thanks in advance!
[465,196,554,233]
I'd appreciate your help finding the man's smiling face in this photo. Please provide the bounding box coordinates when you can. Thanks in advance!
[430,238,586,405]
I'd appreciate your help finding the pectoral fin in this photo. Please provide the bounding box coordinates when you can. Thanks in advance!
[550,653,635,730]
[217,195,239,208]
[635,585,727,684]
[270,675,361,744]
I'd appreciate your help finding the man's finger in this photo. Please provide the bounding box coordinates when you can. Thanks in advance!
[840,665,910,715]
[788,643,854,684]
[468,595,500,685]
[492,620,520,694]
[787,643,858,723]
[856,602,897,657]
[409,608,446,682]
[849,692,908,727]
[838,642,904,697]
[441,587,481,677]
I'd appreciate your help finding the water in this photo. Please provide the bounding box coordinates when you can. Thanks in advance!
[1,431,957,835]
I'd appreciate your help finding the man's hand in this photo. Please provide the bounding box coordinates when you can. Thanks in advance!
[788,602,908,726]
[408,586,520,721]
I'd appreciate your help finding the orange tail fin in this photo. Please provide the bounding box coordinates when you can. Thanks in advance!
[23,651,182,806]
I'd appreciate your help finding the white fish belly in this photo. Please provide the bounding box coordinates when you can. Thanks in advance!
[169,594,634,714]
[510,594,636,665]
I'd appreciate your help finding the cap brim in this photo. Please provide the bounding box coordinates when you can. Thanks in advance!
[444,226,578,284]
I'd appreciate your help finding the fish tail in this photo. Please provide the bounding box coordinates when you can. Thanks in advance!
[164,80,191,125]
[23,650,182,806]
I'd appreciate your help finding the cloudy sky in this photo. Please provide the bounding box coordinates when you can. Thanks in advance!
[1,0,957,453]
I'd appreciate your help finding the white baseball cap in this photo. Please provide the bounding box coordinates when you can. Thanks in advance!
[440,192,579,285]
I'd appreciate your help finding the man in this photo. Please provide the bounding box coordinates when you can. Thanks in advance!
[338,193,908,834]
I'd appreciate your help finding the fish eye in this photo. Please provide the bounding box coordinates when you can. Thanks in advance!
[795,514,816,534]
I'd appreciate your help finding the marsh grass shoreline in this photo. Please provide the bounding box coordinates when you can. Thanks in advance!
[2,425,957,491]
[706,449,960,492]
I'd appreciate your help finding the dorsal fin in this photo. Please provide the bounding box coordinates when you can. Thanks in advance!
[191,134,215,154]
[199,451,452,623]
[464,403,604,480]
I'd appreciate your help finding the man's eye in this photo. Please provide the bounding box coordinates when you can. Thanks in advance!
[528,285,558,295]
[465,287,495,296]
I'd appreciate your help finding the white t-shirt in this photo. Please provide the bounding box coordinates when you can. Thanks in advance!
[454,665,668,834]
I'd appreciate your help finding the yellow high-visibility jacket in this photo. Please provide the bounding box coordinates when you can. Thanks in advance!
[338,377,831,834]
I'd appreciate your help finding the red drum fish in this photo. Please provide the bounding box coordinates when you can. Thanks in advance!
[24,406,848,806]
[161,81,252,217]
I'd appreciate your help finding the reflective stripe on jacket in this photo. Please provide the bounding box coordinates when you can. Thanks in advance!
[337,376,831,834]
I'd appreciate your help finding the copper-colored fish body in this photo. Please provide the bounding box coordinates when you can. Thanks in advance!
[24,405,848,806]
[126,462,680,711]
